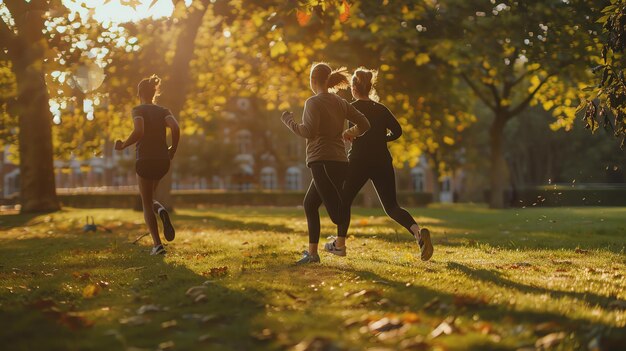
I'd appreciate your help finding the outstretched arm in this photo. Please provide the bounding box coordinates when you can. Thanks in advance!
[115,117,144,150]
[281,100,319,139]
[165,115,180,159]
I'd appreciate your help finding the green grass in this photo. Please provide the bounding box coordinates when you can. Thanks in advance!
[0,205,625,350]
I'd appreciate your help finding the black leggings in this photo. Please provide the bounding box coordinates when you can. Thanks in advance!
[338,160,417,237]
[304,161,349,244]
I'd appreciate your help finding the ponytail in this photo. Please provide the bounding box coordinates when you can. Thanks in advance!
[138,74,162,103]
[310,63,350,93]
[352,67,379,101]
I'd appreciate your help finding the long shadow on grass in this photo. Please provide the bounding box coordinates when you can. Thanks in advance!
[173,213,294,233]
[349,216,625,254]
[447,262,624,310]
[350,268,619,350]
[0,235,271,351]
[0,212,44,230]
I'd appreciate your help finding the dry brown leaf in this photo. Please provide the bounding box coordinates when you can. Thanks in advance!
[82,284,102,298]
[161,320,178,329]
[430,317,457,339]
[535,332,566,349]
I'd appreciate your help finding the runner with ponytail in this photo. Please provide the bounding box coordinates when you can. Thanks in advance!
[115,75,180,255]
[281,63,370,264]
[326,67,433,261]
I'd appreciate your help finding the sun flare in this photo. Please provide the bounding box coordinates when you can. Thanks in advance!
[62,0,174,23]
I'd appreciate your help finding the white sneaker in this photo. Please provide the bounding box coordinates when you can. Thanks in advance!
[150,244,166,255]
[324,239,347,257]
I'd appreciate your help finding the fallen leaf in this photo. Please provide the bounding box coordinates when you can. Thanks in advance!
[203,266,228,278]
[82,284,102,298]
[251,328,274,341]
[198,334,213,342]
[119,315,150,326]
[535,332,566,349]
[293,337,341,351]
[430,317,457,339]
[185,286,208,298]
[161,320,177,329]
[158,341,175,351]
[194,294,208,303]
[136,305,161,314]
[368,317,403,333]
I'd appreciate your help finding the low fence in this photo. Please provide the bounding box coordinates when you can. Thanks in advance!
[57,190,433,209]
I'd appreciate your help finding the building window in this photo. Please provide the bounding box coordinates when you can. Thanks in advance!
[411,167,425,192]
[260,167,277,190]
[236,129,252,155]
[441,177,451,192]
[285,166,302,191]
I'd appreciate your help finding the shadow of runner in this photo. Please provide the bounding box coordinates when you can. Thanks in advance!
[0,212,45,230]
[446,262,625,311]
[348,268,623,350]
[173,213,294,234]
[0,235,269,351]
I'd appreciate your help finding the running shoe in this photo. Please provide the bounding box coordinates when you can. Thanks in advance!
[150,244,166,255]
[324,239,347,256]
[418,228,433,261]
[296,251,320,265]
[153,201,175,242]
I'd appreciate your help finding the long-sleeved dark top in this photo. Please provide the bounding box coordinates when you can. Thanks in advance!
[281,92,370,166]
[348,99,402,164]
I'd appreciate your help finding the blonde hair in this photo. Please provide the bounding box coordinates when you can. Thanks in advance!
[351,67,379,101]
[310,63,350,93]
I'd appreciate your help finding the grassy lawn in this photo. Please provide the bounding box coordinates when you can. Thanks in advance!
[0,205,625,350]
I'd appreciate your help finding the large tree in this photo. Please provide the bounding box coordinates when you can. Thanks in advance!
[0,0,60,212]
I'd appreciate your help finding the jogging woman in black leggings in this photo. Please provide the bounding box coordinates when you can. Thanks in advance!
[281,63,370,264]
[115,75,180,255]
[325,68,433,261]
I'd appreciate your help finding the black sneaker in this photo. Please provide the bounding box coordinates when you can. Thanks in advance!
[418,228,433,261]
[153,201,175,242]
[150,244,166,255]
[295,251,321,265]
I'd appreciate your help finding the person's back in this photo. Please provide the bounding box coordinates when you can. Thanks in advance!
[303,92,366,165]
[348,100,401,164]
[132,104,170,161]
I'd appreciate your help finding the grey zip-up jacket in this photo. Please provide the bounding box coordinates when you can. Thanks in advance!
[281,93,370,166]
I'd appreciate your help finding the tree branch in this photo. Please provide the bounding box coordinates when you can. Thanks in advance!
[508,74,553,118]
[460,72,496,112]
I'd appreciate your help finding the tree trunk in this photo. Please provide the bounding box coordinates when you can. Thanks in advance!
[489,116,509,209]
[154,2,211,210]
[13,50,60,213]
[8,4,60,213]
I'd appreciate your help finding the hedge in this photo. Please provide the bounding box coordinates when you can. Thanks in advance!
[58,190,433,209]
